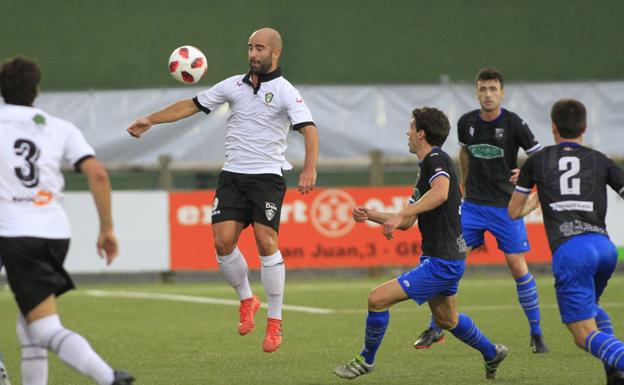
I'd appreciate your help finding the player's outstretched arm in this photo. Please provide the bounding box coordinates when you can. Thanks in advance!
[508,191,538,219]
[383,176,449,240]
[81,157,119,265]
[298,124,318,194]
[352,206,417,229]
[127,99,200,138]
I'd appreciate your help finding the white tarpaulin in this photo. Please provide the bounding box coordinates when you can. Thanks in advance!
[31,81,624,166]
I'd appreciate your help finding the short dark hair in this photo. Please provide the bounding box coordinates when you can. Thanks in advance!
[475,67,504,89]
[412,107,450,147]
[551,99,587,139]
[0,57,41,106]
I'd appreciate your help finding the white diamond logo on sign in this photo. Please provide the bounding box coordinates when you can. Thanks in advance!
[310,189,356,238]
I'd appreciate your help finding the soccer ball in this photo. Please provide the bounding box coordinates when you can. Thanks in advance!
[168,45,208,84]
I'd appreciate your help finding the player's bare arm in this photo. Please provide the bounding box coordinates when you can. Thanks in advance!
[508,191,538,220]
[353,206,417,229]
[298,124,318,194]
[459,146,469,193]
[509,168,520,184]
[81,157,119,264]
[127,98,200,138]
[383,176,450,240]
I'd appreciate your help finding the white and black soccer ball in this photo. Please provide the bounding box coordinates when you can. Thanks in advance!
[168,45,208,84]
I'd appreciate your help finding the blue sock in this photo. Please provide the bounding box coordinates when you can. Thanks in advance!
[429,315,442,333]
[586,331,624,371]
[596,307,615,335]
[359,310,390,365]
[449,313,497,360]
[515,272,542,335]
[596,307,615,371]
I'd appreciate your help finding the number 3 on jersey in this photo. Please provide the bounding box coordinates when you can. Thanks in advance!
[559,156,580,195]
[14,139,40,188]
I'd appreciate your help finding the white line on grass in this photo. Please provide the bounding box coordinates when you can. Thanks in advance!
[84,290,335,315]
[335,301,624,314]
[83,290,624,316]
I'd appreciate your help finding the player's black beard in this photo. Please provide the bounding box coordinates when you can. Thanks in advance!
[250,57,272,75]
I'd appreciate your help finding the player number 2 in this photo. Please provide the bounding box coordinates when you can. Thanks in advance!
[14,139,40,188]
[559,156,580,195]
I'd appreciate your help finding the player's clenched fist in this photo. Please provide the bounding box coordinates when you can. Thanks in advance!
[127,117,152,138]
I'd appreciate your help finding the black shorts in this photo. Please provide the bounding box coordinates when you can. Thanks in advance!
[0,237,74,316]
[212,170,286,232]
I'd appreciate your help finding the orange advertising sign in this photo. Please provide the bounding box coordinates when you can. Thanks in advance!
[169,187,552,271]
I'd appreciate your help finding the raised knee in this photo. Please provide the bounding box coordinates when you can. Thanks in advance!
[367,290,387,311]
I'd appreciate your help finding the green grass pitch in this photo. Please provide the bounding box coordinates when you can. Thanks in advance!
[0,273,622,384]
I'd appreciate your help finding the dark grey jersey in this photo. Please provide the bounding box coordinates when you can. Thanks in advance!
[409,147,467,260]
[516,142,624,252]
[458,109,541,207]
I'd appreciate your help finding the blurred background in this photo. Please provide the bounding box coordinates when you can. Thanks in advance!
[1,0,624,275]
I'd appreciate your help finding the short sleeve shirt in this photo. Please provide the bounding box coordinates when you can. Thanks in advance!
[194,67,314,175]
[458,109,541,207]
[0,104,95,238]
[516,143,624,252]
[410,147,467,260]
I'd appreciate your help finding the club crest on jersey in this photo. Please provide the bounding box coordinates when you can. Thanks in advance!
[265,92,274,104]
[469,126,474,137]
[468,144,504,159]
[495,128,504,140]
[265,202,277,221]
[33,114,46,125]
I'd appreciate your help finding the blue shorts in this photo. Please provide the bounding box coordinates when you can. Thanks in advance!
[397,256,465,305]
[553,233,617,324]
[461,200,530,254]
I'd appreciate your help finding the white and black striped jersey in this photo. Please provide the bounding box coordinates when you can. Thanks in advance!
[516,142,624,252]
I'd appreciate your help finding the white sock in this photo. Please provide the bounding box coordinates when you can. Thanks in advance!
[17,315,48,385]
[217,247,253,300]
[261,251,285,320]
[28,314,114,385]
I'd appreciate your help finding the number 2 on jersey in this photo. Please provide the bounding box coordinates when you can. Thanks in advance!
[559,156,580,195]
[14,139,40,188]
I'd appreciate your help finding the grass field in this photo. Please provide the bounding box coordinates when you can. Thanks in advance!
[0,273,622,385]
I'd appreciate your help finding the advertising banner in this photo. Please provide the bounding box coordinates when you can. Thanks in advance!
[169,187,553,271]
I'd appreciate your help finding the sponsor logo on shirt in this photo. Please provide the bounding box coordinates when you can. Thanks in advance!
[12,189,53,206]
[549,200,594,212]
[468,144,504,159]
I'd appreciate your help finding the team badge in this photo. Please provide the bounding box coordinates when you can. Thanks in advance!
[469,126,474,137]
[213,197,219,210]
[495,128,504,140]
[265,201,277,221]
[265,92,274,104]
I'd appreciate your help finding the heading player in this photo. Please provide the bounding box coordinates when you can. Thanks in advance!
[414,67,548,353]
[334,107,507,381]
[509,99,624,385]
[127,27,319,353]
